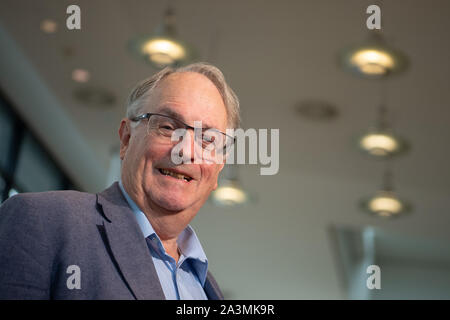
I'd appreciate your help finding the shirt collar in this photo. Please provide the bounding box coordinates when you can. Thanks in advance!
[118,180,209,283]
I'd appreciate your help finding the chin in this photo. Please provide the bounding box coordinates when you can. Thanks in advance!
[158,201,188,213]
[151,192,195,213]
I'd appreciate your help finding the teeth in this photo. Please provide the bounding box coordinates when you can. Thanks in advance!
[159,169,191,181]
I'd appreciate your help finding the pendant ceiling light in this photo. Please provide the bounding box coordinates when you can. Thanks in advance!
[128,6,195,68]
[358,102,409,158]
[359,131,401,157]
[360,166,411,218]
[339,32,409,79]
[212,179,248,206]
[211,165,248,206]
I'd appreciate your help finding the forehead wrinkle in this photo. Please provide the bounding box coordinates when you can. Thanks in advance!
[154,105,216,129]
[148,72,226,130]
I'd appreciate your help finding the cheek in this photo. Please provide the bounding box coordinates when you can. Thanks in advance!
[127,138,146,165]
[141,141,174,173]
[202,165,222,188]
[124,135,155,173]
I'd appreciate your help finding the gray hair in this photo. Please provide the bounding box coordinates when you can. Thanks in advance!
[126,62,241,129]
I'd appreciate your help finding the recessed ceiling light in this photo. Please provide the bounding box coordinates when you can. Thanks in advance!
[73,86,116,108]
[296,100,338,121]
[72,69,90,83]
[62,46,76,58]
[40,19,58,34]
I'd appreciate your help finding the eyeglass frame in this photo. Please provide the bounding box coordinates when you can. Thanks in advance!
[129,112,236,153]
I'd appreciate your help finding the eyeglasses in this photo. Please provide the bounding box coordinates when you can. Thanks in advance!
[130,113,235,154]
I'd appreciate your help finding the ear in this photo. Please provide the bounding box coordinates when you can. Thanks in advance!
[213,163,225,190]
[118,119,131,160]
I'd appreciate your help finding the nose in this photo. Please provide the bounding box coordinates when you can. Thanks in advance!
[173,129,202,164]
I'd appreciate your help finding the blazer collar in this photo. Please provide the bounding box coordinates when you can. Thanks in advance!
[96,182,165,300]
[96,182,224,300]
[204,271,224,300]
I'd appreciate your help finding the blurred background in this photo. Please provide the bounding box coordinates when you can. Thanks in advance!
[1,0,450,299]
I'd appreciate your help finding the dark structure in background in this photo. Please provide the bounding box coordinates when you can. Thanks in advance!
[0,91,75,202]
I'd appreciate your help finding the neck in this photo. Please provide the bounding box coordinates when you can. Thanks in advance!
[140,208,187,263]
[160,238,181,263]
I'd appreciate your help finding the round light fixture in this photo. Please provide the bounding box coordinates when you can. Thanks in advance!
[211,179,248,206]
[128,7,195,68]
[361,190,410,218]
[350,49,395,75]
[358,129,408,158]
[72,69,90,83]
[40,19,58,34]
[140,37,188,67]
[296,100,339,122]
[339,33,408,79]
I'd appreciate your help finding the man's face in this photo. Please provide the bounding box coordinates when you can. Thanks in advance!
[119,72,228,214]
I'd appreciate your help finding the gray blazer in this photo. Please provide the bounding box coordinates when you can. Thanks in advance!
[0,182,223,300]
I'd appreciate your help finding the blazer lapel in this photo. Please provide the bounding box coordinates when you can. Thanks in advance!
[96,182,165,300]
[204,271,224,300]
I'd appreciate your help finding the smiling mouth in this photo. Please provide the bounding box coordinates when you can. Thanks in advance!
[158,168,193,182]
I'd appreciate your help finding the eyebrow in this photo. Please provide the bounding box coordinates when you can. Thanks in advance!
[155,106,213,129]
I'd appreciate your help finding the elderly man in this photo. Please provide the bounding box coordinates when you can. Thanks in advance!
[0,62,240,299]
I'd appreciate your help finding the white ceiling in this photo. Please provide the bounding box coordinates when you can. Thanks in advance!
[1,0,450,299]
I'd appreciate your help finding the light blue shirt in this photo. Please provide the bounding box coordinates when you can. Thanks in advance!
[118,181,208,300]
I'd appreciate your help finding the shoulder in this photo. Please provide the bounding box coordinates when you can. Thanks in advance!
[0,189,108,249]
[0,189,101,229]
[1,189,94,214]
[3,189,93,205]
